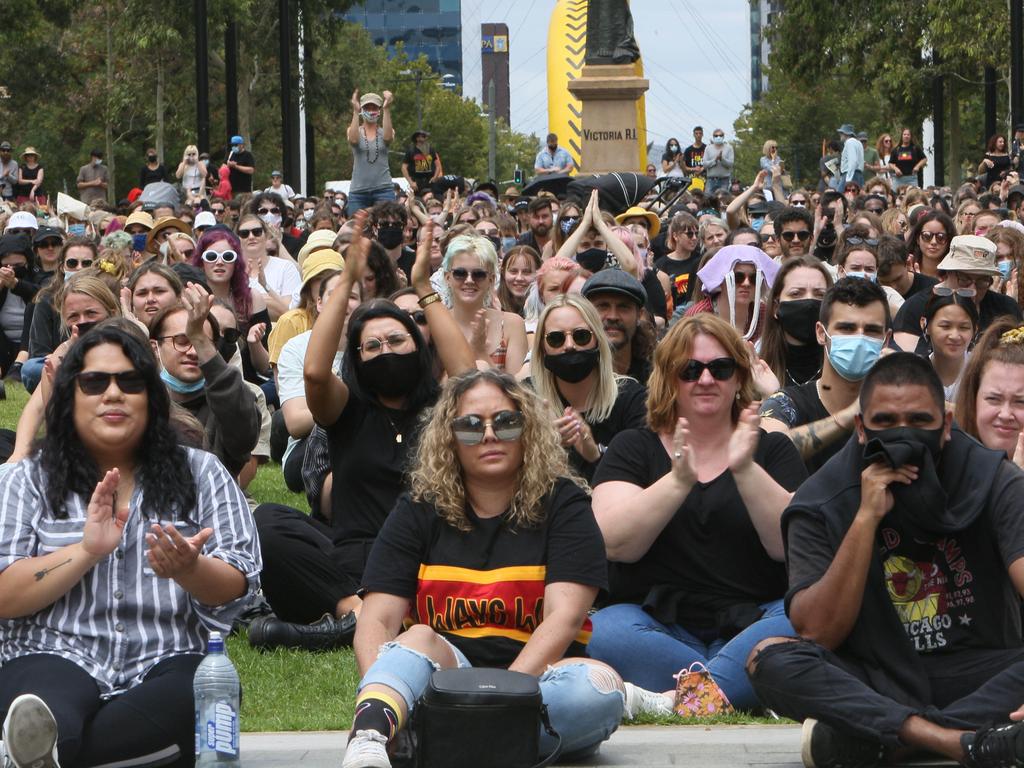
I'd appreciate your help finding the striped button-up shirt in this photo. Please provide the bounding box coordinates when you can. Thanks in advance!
[0,448,261,697]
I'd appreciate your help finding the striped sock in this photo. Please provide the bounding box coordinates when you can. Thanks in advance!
[350,691,403,742]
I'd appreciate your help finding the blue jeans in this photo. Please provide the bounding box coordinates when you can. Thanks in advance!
[896,175,919,189]
[359,639,623,759]
[21,356,45,394]
[346,185,395,214]
[705,177,731,196]
[586,599,793,711]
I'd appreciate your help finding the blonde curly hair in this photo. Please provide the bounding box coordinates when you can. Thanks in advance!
[410,369,584,532]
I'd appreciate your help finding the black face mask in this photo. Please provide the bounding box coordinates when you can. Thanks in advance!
[576,247,609,273]
[74,320,99,337]
[376,224,404,250]
[359,351,422,398]
[147,154,157,162]
[862,425,950,539]
[543,347,600,383]
[776,299,821,345]
[218,337,237,363]
[11,265,28,281]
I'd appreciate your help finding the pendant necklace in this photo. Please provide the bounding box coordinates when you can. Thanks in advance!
[384,412,403,444]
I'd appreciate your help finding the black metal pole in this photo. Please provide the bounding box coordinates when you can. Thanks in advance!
[225,21,239,140]
[985,65,998,144]
[302,4,316,194]
[279,0,295,187]
[932,65,945,187]
[194,0,209,153]
[1013,0,1024,129]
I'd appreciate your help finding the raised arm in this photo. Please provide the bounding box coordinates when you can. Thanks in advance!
[593,419,696,562]
[554,189,597,262]
[346,90,361,146]
[411,220,476,377]
[592,204,638,277]
[305,213,364,426]
[725,170,766,229]
[381,90,395,144]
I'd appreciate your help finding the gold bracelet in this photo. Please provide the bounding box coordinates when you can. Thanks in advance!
[418,292,442,309]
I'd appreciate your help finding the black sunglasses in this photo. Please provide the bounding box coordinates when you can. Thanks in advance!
[451,267,489,282]
[220,327,241,345]
[544,328,593,349]
[452,410,525,445]
[77,370,146,395]
[238,226,264,239]
[258,207,281,215]
[409,310,427,325]
[733,271,756,286]
[781,230,811,242]
[65,258,93,270]
[678,357,738,382]
[37,239,61,248]
[845,237,879,247]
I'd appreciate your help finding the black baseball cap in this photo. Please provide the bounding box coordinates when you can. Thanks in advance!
[33,226,65,244]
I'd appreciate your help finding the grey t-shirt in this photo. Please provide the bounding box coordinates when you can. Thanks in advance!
[351,127,392,193]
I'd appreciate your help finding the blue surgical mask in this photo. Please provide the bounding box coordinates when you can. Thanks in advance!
[132,233,148,252]
[501,236,518,253]
[750,217,765,232]
[160,368,205,394]
[68,223,86,237]
[825,330,884,381]
[845,270,877,283]
[713,136,725,145]
[998,260,1013,280]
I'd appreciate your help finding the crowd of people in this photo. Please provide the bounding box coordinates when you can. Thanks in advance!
[1,110,1024,768]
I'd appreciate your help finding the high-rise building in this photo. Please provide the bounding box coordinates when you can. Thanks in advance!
[750,0,781,102]
[481,23,510,125]
[342,0,463,88]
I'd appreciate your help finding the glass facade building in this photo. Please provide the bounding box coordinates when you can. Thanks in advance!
[342,0,463,87]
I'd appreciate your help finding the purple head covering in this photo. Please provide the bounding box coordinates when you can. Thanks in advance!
[696,244,779,295]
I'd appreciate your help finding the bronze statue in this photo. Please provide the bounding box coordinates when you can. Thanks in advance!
[585,0,640,65]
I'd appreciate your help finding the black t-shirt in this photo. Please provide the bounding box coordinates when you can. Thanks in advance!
[14,165,43,198]
[361,479,608,667]
[895,289,1023,353]
[567,377,647,482]
[395,246,417,283]
[325,392,431,543]
[682,143,706,175]
[403,146,440,189]
[228,149,255,193]
[139,163,170,187]
[983,153,1012,188]
[654,252,701,307]
[759,381,841,474]
[642,267,668,322]
[892,144,925,177]
[592,427,807,630]
[902,272,939,301]
[786,460,1024,655]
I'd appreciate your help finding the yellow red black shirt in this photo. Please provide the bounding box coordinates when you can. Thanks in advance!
[360,478,607,667]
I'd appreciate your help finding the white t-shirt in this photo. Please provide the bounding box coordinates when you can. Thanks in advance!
[249,255,302,307]
[264,184,296,200]
[277,330,343,465]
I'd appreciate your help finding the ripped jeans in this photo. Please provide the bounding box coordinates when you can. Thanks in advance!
[358,636,624,759]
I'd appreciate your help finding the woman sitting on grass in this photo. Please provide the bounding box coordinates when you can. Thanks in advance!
[341,369,647,768]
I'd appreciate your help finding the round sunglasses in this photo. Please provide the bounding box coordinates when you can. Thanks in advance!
[544,328,593,349]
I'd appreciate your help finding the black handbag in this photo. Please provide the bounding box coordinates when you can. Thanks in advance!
[405,668,561,768]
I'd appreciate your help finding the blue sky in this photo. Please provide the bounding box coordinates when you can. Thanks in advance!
[459,0,752,149]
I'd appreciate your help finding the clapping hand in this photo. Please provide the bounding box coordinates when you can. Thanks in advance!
[146,522,213,580]
[728,403,763,474]
[82,469,129,559]
[411,219,435,293]
[344,210,371,285]
[670,417,698,487]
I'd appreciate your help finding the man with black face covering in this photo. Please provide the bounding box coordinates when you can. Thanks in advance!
[748,353,1024,768]
[367,200,415,282]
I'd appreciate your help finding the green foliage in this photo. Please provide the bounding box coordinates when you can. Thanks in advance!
[735,0,1010,186]
[0,2,536,199]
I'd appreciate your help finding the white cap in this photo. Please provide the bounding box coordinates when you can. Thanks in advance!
[5,211,38,231]
[194,211,217,230]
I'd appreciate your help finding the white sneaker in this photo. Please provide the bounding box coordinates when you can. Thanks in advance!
[341,729,391,768]
[622,682,674,720]
[2,694,59,768]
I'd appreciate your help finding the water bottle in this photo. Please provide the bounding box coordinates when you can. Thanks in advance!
[194,631,241,765]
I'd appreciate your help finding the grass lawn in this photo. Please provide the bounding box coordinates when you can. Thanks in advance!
[0,382,782,732]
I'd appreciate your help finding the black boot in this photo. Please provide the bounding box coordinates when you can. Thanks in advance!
[247,611,356,651]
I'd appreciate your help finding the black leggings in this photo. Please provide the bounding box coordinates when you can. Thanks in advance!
[254,503,372,623]
[749,638,1024,748]
[0,653,202,767]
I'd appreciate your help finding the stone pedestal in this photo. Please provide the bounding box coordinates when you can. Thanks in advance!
[566,64,649,174]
